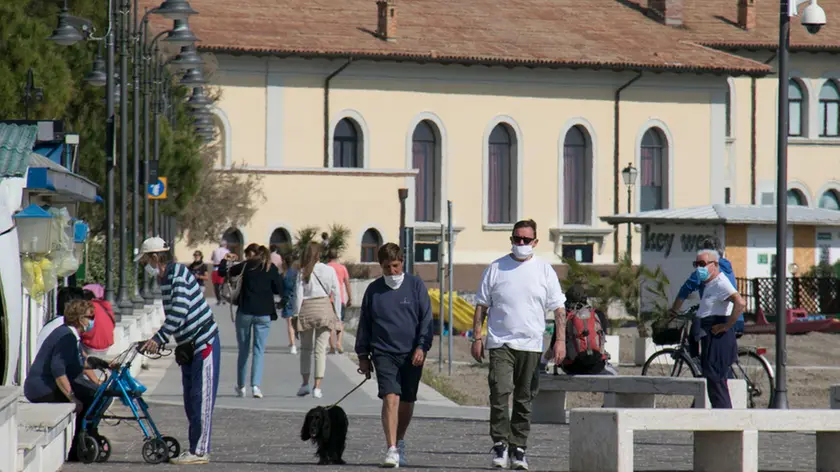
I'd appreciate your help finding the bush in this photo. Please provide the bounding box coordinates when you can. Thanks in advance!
[83,236,138,294]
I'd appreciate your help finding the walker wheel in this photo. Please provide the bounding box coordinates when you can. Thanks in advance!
[142,438,168,464]
[161,435,181,460]
[96,436,111,462]
[78,434,100,464]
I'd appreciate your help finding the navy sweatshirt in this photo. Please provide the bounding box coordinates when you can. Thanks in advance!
[355,274,433,355]
[24,325,83,401]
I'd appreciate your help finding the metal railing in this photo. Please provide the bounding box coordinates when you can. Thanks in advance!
[736,277,840,317]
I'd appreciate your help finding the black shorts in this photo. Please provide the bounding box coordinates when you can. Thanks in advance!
[372,350,423,403]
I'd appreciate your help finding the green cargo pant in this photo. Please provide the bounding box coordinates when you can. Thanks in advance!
[488,344,542,449]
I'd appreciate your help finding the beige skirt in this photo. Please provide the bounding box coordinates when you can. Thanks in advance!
[296,297,338,331]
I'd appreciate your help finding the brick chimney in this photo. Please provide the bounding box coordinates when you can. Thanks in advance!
[647,0,684,26]
[737,0,757,30]
[376,0,397,41]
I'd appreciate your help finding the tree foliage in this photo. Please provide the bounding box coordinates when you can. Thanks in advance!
[0,0,261,244]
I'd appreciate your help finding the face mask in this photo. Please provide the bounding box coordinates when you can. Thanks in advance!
[145,263,160,278]
[696,267,710,282]
[511,244,534,260]
[384,273,405,290]
[85,318,95,332]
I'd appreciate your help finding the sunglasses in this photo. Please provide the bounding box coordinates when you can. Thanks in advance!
[510,236,536,245]
[692,260,717,268]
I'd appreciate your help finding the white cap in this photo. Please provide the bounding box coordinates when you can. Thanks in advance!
[135,236,169,262]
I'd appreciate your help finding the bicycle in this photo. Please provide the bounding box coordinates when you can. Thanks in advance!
[641,306,776,409]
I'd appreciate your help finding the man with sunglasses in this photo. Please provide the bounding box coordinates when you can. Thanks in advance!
[688,249,746,408]
[472,219,566,470]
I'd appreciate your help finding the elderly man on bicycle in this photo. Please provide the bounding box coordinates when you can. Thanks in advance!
[679,248,747,408]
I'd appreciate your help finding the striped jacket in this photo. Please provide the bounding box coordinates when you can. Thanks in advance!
[153,262,218,353]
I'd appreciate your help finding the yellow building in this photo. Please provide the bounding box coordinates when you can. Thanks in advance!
[165,0,840,283]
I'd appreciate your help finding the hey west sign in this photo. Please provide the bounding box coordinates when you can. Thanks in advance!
[641,224,724,308]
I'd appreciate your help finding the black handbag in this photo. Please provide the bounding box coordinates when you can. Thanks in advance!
[174,321,215,366]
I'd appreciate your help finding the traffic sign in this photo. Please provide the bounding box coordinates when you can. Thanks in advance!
[148,177,167,200]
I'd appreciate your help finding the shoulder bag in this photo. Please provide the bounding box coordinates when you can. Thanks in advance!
[225,262,245,322]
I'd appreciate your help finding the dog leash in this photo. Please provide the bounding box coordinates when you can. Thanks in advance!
[328,374,370,409]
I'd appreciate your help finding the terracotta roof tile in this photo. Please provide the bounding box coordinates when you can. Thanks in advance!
[671,0,840,51]
[145,0,771,75]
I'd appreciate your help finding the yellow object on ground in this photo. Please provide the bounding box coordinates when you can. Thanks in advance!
[428,289,487,335]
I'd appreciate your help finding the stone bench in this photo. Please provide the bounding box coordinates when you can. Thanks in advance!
[533,375,747,424]
[16,402,76,472]
[569,408,840,472]
[0,386,20,472]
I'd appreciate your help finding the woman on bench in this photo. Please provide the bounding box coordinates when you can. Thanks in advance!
[24,300,104,462]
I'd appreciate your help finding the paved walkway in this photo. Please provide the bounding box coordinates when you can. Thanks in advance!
[63,305,819,471]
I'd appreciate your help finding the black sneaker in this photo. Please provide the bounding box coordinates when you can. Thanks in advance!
[491,442,508,468]
[510,446,528,470]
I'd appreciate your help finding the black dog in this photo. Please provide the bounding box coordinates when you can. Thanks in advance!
[301,405,349,465]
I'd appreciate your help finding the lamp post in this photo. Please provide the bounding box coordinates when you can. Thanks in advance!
[772,0,826,409]
[48,0,119,315]
[621,163,638,261]
[21,68,44,120]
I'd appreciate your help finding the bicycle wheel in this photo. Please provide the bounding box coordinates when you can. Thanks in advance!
[731,349,775,409]
[641,348,701,408]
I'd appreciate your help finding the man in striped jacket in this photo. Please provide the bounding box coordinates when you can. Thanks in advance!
[138,237,220,465]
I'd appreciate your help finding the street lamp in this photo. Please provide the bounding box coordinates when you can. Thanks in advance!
[621,163,638,261]
[163,19,199,48]
[48,1,86,46]
[180,67,206,86]
[84,49,108,87]
[187,86,212,108]
[155,0,198,21]
[772,0,826,410]
[169,45,203,71]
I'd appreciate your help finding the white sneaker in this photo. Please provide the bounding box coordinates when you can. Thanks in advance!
[234,386,245,398]
[312,388,323,399]
[491,442,509,468]
[170,451,210,465]
[252,386,263,398]
[397,440,407,466]
[290,345,298,355]
[510,446,528,470]
[381,446,400,468]
[297,384,311,397]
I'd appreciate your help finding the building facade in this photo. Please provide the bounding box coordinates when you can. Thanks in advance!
[161,0,840,276]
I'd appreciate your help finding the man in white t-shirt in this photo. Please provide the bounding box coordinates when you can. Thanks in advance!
[471,219,566,471]
[692,248,746,408]
[210,240,230,305]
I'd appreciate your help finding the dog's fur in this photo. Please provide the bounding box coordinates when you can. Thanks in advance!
[301,405,349,465]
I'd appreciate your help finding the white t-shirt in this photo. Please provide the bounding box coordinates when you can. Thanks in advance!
[697,272,737,318]
[210,247,230,266]
[35,316,65,353]
[475,255,566,353]
[295,262,342,318]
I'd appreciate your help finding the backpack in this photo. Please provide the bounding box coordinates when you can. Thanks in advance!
[563,306,606,366]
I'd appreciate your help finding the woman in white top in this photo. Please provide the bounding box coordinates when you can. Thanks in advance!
[294,242,342,398]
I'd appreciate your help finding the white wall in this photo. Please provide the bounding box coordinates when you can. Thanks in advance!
[746,226,794,279]
[639,223,724,310]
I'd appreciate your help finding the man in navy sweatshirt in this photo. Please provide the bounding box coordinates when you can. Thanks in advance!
[356,242,433,468]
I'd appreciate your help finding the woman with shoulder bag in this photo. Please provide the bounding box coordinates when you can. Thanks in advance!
[220,243,283,399]
[295,242,342,399]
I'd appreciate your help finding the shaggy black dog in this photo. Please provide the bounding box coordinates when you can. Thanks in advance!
[301,405,349,465]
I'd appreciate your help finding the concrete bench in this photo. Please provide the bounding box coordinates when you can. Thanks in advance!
[0,387,20,472]
[569,408,840,472]
[17,402,76,472]
[533,375,747,424]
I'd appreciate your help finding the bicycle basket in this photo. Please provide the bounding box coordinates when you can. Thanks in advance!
[651,317,686,345]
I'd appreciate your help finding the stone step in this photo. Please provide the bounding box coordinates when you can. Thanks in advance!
[17,429,43,472]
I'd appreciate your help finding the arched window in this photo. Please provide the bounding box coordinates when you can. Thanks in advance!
[223,227,244,259]
[487,124,517,224]
[563,126,592,225]
[820,190,840,210]
[333,118,362,168]
[412,121,440,222]
[819,81,840,137]
[640,128,667,211]
[269,227,292,247]
[789,80,805,137]
[360,228,382,263]
[787,189,807,206]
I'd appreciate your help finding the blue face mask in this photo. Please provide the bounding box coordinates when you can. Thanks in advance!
[86,318,95,332]
[696,267,710,282]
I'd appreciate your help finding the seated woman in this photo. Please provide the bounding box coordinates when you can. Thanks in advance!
[24,299,102,461]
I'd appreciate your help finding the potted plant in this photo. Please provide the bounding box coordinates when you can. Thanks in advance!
[638,266,678,365]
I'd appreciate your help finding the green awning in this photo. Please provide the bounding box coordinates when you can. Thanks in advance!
[0,123,38,178]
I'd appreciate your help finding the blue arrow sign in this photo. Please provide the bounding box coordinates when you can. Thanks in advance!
[148,177,167,199]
